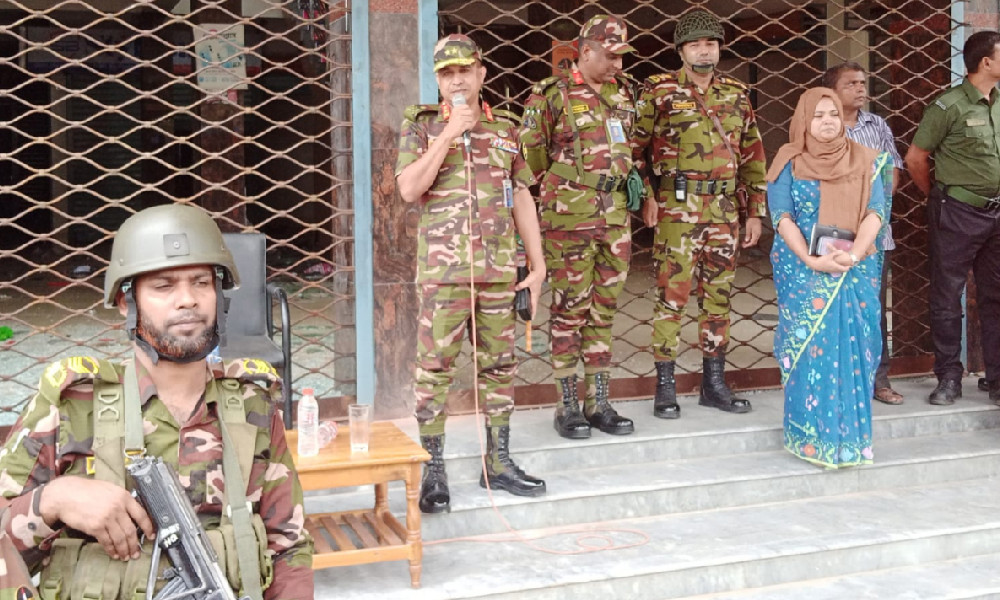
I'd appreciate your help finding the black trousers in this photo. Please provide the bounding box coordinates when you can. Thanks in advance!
[874,249,892,389]
[927,187,1000,383]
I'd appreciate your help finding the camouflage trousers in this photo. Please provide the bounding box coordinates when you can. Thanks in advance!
[652,221,739,361]
[413,282,516,436]
[544,226,631,378]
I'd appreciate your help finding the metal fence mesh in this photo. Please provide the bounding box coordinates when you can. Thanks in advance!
[439,0,950,391]
[0,0,354,422]
[0,0,957,419]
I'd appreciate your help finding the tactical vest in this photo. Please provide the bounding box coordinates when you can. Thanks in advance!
[38,359,273,600]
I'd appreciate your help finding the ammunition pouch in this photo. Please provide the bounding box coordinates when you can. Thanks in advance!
[39,516,273,600]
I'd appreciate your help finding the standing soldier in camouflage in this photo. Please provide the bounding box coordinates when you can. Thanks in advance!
[0,204,313,599]
[520,15,639,440]
[396,34,547,514]
[632,10,767,419]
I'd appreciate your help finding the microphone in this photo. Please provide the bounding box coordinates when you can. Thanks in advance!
[452,93,472,153]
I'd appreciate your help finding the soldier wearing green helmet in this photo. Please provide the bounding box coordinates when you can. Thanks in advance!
[633,9,768,420]
[0,204,313,599]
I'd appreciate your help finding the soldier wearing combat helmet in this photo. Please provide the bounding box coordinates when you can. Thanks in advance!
[633,9,767,419]
[520,14,642,441]
[0,204,313,599]
[396,34,547,514]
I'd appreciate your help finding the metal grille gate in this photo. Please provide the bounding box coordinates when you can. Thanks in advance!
[0,0,354,422]
[439,0,951,396]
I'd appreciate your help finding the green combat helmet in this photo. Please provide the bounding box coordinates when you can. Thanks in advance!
[674,9,725,47]
[104,203,240,364]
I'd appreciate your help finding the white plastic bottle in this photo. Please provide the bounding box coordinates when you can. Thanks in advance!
[297,387,319,457]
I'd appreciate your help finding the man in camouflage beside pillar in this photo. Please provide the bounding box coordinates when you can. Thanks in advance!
[520,15,640,439]
[396,34,547,513]
[632,9,767,419]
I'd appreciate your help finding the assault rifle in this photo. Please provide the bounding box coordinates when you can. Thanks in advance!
[128,456,248,600]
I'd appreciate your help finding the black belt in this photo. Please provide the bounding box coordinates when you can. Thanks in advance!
[548,162,627,193]
[660,177,736,196]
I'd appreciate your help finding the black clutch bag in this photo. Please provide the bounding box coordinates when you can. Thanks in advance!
[808,223,855,256]
[514,265,532,321]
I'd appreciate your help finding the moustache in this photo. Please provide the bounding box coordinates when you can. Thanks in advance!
[166,313,207,327]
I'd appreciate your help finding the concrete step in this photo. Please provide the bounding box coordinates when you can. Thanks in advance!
[393,377,1000,484]
[689,553,1000,599]
[312,477,1000,599]
[304,428,1000,541]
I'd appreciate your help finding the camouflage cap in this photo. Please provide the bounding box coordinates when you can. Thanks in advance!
[433,34,483,72]
[580,14,636,55]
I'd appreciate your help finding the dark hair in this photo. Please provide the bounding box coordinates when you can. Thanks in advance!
[964,31,1000,74]
[821,61,865,89]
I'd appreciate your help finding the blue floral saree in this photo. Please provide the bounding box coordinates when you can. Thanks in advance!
[769,155,890,468]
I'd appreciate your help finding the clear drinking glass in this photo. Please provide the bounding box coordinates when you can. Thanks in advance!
[348,403,372,454]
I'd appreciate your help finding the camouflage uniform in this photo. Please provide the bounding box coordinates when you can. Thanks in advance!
[0,508,37,600]
[396,100,532,434]
[520,60,637,381]
[0,357,313,600]
[633,68,767,360]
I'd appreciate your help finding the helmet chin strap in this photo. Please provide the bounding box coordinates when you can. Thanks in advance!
[122,277,225,365]
[691,63,715,74]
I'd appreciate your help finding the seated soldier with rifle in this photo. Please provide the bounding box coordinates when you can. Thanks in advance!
[0,204,313,599]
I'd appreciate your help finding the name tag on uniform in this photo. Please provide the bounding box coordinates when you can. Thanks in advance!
[606,118,626,144]
[429,135,457,149]
[672,100,696,110]
[572,103,589,114]
[967,118,987,127]
[502,178,514,207]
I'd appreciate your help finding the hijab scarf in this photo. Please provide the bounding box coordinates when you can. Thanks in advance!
[766,87,878,232]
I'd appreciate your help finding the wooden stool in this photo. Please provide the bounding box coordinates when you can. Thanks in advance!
[287,421,430,588]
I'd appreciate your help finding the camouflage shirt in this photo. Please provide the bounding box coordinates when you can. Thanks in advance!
[0,357,313,600]
[632,69,767,223]
[520,65,638,231]
[396,101,532,285]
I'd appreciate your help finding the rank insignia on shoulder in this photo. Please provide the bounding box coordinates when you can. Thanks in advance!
[403,104,439,122]
[935,99,947,110]
[240,358,277,377]
[524,115,538,129]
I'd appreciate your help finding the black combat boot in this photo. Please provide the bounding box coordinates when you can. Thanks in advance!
[698,355,752,413]
[419,434,450,514]
[585,372,634,435]
[653,360,681,419]
[553,375,590,439]
[480,425,546,497]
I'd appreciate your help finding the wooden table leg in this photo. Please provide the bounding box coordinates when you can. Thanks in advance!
[406,462,422,588]
[374,482,388,516]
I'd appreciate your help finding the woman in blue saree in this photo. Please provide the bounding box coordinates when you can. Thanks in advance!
[767,87,891,468]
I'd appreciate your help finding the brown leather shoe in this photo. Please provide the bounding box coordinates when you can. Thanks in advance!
[874,387,904,405]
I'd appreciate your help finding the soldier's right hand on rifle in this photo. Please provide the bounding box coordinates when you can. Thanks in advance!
[39,475,156,561]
